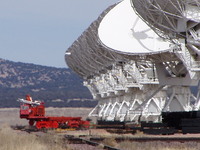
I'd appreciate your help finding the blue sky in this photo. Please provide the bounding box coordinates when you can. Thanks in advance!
[0,0,119,68]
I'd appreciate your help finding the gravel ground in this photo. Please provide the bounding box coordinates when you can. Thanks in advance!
[69,144,104,150]
[2,108,200,150]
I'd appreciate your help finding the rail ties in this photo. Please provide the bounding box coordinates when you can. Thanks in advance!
[82,139,99,146]
[65,135,121,150]
[65,135,200,150]
[66,135,200,142]
[103,145,121,150]
[114,137,200,142]
[83,139,121,150]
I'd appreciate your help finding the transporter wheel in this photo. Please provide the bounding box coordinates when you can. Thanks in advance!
[29,120,35,126]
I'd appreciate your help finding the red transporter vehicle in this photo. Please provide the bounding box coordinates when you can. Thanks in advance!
[18,95,90,129]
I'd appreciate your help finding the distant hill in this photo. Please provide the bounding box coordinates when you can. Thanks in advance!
[0,59,96,108]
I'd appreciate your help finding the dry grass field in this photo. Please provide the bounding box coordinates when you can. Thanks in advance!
[0,125,71,150]
[0,107,97,150]
[1,108,200,150]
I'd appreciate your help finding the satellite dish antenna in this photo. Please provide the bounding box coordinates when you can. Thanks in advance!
[65,0,200,123]
[98,0,171,55]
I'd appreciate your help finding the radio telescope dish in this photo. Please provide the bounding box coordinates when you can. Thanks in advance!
[131,0,200,41]
[98,0,170,54]
[65,0,200,123]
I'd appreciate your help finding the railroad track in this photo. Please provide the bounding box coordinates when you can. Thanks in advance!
[65,135,121,150]
[12,125,200,150]
[65,135,200,149]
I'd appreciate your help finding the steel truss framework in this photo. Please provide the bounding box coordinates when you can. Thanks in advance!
[66,0,200,123]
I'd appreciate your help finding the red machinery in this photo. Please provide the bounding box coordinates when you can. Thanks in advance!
[18,95,90,129]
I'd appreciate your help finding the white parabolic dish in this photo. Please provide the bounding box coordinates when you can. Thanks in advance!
[98,0,171,55]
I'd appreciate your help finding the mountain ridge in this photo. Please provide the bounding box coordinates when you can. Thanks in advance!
[0,58,95,108]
